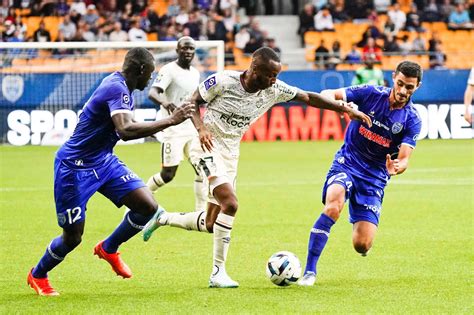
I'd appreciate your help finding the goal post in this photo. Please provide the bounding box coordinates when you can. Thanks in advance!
[0,40,224,145]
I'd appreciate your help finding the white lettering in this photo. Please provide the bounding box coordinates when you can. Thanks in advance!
[30,110,54,145]
[450,104,472,139]
[413,104,428,140]
[7,110,30,146]
[428,104,450,139]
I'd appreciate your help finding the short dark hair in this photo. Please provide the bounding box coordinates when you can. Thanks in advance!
[395,61,422,83]
[123,47,154,73]
[252,47,280,63]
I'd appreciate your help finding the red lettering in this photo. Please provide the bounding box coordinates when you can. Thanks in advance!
[320,110,343,140]
[289,107,320,141]
[267,106,289,141]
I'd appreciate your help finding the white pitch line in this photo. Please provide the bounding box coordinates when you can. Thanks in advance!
[1,178,472,192]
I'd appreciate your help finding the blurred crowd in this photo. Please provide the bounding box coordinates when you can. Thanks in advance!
[0,0,285,65]
[300,0,473,70]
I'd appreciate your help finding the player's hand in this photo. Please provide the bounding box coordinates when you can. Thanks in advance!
[199,127,214,152]
[346,103,372,127]
[165,103,177,115]
[464,107,472,124]
[169,103,194,125]
[386,154,399,176]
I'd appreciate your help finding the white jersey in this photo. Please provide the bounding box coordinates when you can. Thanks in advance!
[198,70,298,156]
[152,61,200,137]
[468,67,474,86]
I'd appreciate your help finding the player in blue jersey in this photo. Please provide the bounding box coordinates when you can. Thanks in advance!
[299,61,423,286]
[27,47,194,296]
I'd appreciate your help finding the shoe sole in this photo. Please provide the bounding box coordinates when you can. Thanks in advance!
[208,281,239,288]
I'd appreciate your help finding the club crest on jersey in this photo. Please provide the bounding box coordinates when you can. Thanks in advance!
[391,122,403,134]
[122,93,130,109]
[204,77,217,90]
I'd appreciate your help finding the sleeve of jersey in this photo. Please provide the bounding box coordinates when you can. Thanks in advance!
[401,114,422,149]
[152,65,172,90]
[274,80,298,103]
[468,68,474,85]
[343,84,373,106]
[107,83,133,116]
[198,73,223,103]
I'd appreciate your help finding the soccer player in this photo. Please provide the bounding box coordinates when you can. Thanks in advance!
[27,47,194,296]
[146,37,207,212]
[143,47,372,288]
[463,66,473,124]
[298,61,423,286]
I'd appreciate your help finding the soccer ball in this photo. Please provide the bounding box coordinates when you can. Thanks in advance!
[266,251,302,286]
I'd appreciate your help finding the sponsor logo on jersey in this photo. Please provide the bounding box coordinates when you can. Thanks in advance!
[204,76,217,90]
[2,75,24,103]
[391,122,403,134]
[359,125,392,147]
[372,119,389,130]
[220,113,251,128]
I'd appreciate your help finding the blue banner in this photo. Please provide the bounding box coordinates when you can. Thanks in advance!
[0,69,469,109]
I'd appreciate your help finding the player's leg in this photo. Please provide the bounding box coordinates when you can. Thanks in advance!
[208,180,239,288]
[94,157,157,278]
[352,221,378,256]
[300,171,352,286]
[147,139,183,192]
[348,187,382,256]
[146,165,178,192]
[28,158,96,295]
[185,139,208,212]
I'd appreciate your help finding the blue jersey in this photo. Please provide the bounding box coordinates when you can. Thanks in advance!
[56,72,133,167]
[332,85,421,188]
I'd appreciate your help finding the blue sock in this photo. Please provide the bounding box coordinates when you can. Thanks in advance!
[102,210,154,253]
[32,236,73,278]
[304,213,336,275]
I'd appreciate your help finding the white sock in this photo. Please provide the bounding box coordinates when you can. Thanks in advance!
[213,213,235,272]
[147,173,165,192]
[160,211,208,232]
[194,175,208,212]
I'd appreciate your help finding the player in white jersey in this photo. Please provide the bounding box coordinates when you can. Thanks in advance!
[464,67,474,124]
[143,47,372,288]
[146,37,208,212]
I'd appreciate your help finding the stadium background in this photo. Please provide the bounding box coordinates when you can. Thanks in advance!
[0,1,472,312]
[1,0,473,145]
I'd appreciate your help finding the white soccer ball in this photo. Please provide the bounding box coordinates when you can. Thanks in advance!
[266,251,302,286]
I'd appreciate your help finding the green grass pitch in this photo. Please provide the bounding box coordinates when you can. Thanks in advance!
[0,140,472,314]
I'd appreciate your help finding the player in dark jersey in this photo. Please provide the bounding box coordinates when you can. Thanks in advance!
[27,47,194,296]
[299,61,423,286]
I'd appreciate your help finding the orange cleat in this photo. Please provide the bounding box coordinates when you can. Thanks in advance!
[27,269,60,296]
[93,241,132,278]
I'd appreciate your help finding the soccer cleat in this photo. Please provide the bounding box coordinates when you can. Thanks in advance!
[93,241,132,278]
[209,269,239,288]
[142,208,166,242]
[297,272,316,286]
[27,269,60,296]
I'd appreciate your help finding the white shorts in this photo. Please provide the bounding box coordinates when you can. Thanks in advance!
[161,135,195,167]
[189,137,239,205]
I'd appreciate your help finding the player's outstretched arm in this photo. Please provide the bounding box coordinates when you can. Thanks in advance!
[293,90,372,127]
[112,104,194,141]
[386,144,414,176]
[189,89,214,152]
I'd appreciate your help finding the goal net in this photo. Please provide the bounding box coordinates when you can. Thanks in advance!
[0,40,224,146]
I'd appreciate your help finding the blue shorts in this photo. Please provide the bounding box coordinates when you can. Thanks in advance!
[322,167,385,226]
[53,155,146,228]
